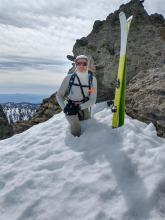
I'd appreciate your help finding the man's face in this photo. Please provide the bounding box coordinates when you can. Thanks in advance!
[76,59,88,73]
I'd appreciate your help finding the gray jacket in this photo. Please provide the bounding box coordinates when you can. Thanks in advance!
[56,73,97,110]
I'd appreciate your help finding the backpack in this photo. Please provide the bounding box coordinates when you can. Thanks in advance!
[68,71,93,103]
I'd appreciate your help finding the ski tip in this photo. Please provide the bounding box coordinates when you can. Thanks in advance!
[127,15,133,22]
[119,12,133,23]
[119,11,125,17]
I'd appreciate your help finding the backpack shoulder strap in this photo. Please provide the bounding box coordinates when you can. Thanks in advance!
[68,73,76,94]
[75,74,86,100]
[88,71,93,95]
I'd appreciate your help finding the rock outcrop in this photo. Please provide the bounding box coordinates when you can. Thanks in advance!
[126,65,165,138]
[0,105,13,140]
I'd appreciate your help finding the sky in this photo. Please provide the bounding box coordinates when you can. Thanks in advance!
[0,0,164,102]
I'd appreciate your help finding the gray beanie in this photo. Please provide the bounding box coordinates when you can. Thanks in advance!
[75,55,88,62]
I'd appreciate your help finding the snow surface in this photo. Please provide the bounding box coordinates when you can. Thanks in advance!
[0,102,165,220]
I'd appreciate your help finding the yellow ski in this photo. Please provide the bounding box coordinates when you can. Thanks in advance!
[112,12,133,128]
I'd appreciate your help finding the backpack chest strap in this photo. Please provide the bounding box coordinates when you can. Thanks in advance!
[71,83,89,87]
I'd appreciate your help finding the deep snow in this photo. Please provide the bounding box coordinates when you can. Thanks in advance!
[0,102,165,220]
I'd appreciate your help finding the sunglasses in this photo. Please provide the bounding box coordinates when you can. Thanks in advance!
[76,62,87,66]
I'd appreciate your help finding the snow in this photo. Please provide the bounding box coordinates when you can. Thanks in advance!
[0,102,165,220]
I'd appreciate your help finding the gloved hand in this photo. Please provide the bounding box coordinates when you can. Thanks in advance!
[64,101,80,115]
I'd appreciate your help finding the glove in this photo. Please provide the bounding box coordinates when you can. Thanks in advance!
[64,102,80,115]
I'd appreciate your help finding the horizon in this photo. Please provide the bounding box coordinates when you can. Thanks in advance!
[0,93,50,104]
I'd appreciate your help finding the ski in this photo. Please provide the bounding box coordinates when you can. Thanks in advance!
[112,12,133,128]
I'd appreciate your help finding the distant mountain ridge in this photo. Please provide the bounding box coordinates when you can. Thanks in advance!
[2,102,40,124]
[0,94,48,103]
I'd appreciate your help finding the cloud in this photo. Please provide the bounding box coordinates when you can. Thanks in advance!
[0,83,57,95]
[0,56,68,70]
[0,54,70,95]
[0,1,129,61]
[0,0,164,49]
[0,68,65,85]
[144,0,165,16]
[0,67,66,94]
[0,0,127,28]
[0,0,164,60]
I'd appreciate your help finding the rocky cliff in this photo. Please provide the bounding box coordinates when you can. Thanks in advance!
[126,65,165,138]
[0,105,13,140]
[69,0,165,137]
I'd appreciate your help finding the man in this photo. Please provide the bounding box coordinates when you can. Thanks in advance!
[56,55,97,137]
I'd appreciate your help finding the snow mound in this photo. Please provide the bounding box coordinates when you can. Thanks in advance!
[0,102,165,220]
